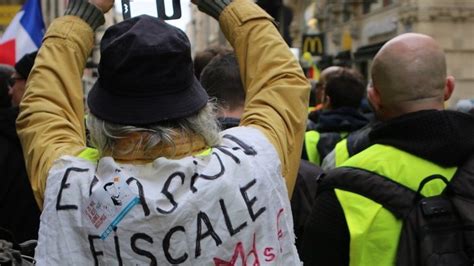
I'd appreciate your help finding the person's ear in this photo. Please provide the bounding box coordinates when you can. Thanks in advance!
[367,84,381,112]
[444,75,455,101]
[323,95,332,109]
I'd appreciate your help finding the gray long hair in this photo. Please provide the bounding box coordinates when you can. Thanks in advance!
[86,102,222,157]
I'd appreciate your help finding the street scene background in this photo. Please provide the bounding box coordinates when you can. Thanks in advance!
[1,0,473,106]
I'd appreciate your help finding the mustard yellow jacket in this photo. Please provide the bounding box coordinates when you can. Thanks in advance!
[17,0,310,208]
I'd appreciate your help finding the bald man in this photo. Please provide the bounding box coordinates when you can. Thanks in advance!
[301,33,474,265]
[369,33,454,120]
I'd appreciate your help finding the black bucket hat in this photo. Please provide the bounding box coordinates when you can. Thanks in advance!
[87,15,208,126]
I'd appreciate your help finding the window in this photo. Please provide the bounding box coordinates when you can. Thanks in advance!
[343,3,351,22]
[363,1,372,14]
[383,0,394,7]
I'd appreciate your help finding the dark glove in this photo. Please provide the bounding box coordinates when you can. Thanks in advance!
[64,0,105,30]
[193,0,233,20]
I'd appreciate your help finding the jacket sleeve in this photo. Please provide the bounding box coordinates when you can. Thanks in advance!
[219,0,310,197]
[16,16,95,208]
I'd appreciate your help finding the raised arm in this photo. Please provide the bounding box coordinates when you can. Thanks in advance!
[16,0,112,208]
[194,0,310,196]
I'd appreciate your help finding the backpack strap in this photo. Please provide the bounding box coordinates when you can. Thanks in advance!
[317,167,417,219]
[346,125,372,157]
[445,154,474,229]
[447,153,474,198]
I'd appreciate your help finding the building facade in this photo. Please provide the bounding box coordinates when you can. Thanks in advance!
[2,0,472,103]
[187,0,474,104]
[310,0,474,105]
[187,0,304,54]
[186,4,231,55]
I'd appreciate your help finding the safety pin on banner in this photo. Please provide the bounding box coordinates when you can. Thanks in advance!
[122,0,182,20]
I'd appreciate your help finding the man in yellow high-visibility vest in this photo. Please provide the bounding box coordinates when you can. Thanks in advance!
[303,67,369,166]
[301,33,474,265]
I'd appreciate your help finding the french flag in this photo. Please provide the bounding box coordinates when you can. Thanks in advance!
[0,0,45,66]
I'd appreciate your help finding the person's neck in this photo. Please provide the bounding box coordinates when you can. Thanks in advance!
[378,100,445,121]
[220,106,244,119]
[106,133,209,163]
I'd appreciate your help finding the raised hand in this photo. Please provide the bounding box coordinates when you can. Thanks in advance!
[190,0,233,20]
[88,0,115,13]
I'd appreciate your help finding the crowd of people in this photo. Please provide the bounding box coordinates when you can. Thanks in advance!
[0,0,473,265]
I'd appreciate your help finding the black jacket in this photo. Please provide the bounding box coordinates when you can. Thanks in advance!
[0,107,40,243]
[301,110,474,265]
[218,117,240,130]
[307,107,369,133]
[290,159,323,257]
[304,107,369,163]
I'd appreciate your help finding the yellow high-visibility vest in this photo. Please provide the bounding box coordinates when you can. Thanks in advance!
[336,144,457,265]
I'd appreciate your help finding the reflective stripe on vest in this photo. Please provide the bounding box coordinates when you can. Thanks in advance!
[305,131,321,164]
[336,144,457,266]
[306,131,348,166]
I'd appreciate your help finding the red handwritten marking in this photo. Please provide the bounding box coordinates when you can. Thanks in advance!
[96,214,107,228]
[263,247,276,262]
[214,209,286,265]
[276,208,284,253]
[213,233,260,266]
[276,208,284,240]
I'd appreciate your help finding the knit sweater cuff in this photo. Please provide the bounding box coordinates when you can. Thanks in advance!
[196,0,233,20]
[64,0,105,30]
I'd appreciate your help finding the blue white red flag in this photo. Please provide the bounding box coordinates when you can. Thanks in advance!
[0,0,45,65]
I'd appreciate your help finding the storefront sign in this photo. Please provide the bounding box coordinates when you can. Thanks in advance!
[0,5,21,26]
[302,33,325,56]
